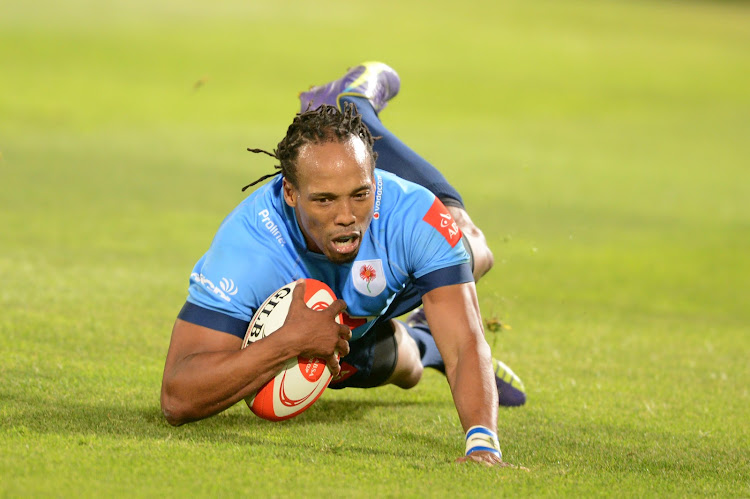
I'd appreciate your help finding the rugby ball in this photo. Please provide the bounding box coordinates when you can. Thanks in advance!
[241,279,342,421]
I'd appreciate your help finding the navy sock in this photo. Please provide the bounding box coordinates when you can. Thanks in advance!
[402,322,446,373]
[340,96,465,207]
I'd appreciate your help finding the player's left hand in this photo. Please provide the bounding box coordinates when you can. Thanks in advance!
[455,451,530,470]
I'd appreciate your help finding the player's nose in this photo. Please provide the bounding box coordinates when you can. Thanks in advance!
[333,200,356,226]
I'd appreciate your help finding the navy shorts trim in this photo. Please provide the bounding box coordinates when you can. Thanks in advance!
[177,301,249,339]
[440,196,465,209]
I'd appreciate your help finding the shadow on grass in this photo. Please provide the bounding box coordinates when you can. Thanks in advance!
[2,393,455,459]
[2,392,430,445]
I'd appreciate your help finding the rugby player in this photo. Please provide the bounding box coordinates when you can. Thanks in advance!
[161,62,525,466]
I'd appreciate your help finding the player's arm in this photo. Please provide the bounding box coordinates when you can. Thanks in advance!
[421,281,502,466]
[160,281,351,426]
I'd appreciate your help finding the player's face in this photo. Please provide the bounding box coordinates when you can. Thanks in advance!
[283,136,376,264]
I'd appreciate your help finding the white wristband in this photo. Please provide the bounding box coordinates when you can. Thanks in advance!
[465,425,502,459]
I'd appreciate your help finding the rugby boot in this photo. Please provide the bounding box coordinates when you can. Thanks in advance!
[406,306,427,329]
[494,358,527,407]
[299,61,400,113]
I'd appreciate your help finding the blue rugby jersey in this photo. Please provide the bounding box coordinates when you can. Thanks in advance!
[179,170,472,340]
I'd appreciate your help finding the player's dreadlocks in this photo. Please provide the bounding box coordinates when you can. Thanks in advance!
[242,102,380,191]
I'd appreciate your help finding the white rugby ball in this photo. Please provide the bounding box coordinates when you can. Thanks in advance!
[242,279,342,421]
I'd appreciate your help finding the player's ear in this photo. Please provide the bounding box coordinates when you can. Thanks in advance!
[282,178,297,208]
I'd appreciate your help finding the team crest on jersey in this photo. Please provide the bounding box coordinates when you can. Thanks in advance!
[352,259,386,297]
[422,198,462,248]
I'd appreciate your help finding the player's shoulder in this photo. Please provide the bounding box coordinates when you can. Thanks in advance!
[213,176,288,245]
[375,169,436,212]
[374,170,463,250]
[377,169,432,197]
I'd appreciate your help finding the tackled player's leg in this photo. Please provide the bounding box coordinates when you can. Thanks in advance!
[383,320,422,389]
[327,320,421,390]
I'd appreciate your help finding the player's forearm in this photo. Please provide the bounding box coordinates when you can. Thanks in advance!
[445,339,498,433]
[422,284,497,431]
[161,337,297,425]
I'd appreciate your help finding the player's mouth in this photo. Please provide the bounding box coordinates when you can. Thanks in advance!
[330,232,360,255]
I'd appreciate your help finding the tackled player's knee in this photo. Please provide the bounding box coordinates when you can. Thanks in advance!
[393,359,422,389]
[386,321,423,389]
[447,206,494,281]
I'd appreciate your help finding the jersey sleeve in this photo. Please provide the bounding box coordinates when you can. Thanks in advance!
[179,207,291,338]
[402,188,474,294]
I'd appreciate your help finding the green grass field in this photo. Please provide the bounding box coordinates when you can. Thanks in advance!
[2,0,749,496]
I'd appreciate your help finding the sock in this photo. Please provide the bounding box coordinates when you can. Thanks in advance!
[402,321,446,373]
[340,96,465,207]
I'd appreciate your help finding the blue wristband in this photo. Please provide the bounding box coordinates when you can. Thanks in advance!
[465,425,502,459]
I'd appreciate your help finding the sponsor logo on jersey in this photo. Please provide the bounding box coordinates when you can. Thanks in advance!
[258,209,286,246]
[373,173,383,220]
[352,259,386,296]
[330,361,358,384]
[220,278,237,295]
[422,198,462,247]
[191,273,238,302]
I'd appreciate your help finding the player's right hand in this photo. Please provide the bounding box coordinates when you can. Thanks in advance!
[282,280,352,376]
[455,452,530,470]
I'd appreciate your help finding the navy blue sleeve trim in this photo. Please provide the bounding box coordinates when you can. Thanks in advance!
[177,301,250,340]
[414,263,474,296]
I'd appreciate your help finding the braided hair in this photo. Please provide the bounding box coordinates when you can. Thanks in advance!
[243,102,380,191]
